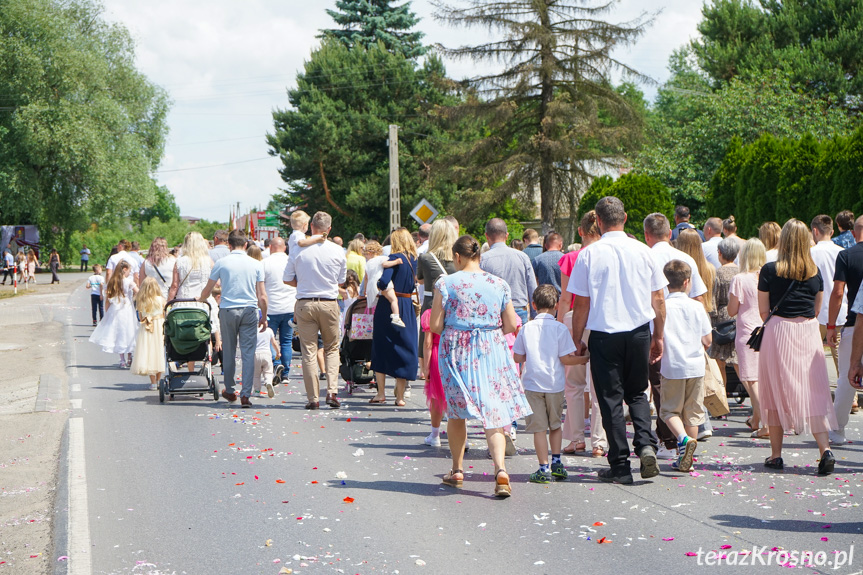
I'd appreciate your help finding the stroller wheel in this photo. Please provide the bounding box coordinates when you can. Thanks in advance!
[158,380,165,403]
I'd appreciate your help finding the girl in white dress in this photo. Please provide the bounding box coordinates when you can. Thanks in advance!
[89,260,138,367]
[131,277,166,389]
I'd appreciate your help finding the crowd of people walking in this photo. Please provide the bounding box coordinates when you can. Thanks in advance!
[77,200,863,497]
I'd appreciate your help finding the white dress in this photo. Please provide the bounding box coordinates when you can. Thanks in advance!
[173,255,219,333]
[89,277,138,354]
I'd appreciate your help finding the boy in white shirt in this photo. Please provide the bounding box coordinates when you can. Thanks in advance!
[86,264,105,326]
[513,285,588,483]
[288,210,325,261]
[254,325,280,399]
[659,260,713,473]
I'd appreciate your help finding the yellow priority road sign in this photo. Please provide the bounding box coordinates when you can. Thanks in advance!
[409,199,439,225]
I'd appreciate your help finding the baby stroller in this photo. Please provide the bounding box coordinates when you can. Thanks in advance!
[159,298,218,403]
[340,297,375,394]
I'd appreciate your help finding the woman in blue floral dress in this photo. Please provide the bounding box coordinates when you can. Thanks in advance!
[431,235,531,498]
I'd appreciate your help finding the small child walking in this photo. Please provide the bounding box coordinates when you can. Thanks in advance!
[86,264,106,326]
[89,260,138,368]
[512,285,588,483]
[131,277,166,390]
[660,260,713,472]
[254,325,280,398]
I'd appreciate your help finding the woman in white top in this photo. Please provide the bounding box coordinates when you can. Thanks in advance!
[138,237,176,300]
[759,221,781,263]
[360,241,388,312]
[168,231,216,371]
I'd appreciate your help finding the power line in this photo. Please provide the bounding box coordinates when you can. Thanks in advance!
[156,157,274,173]
[168,135,266,147]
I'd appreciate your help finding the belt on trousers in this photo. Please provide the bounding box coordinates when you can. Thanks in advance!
[514,306,528,311]
[298,297,336,302]
[394,292,414,298]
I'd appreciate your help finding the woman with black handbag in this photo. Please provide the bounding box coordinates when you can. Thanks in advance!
[757,219,838,475]
[707,238,740,383]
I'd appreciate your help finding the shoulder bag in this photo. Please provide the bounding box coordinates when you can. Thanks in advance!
[746,280,797,351]
[711,319,736,345]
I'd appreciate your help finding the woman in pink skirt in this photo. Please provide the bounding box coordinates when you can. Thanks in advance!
[728,238,767,438]
[421,308,446,446]
[757,219,838,475]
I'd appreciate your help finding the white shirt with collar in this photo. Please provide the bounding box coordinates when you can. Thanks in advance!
[416,240,429,300]
[569,231,668,334]
[650,241,708,299]
[702,236,722,269]
[512,313,577,393]
[811,240,847,325]
[261,251,296,315]
[417,240,429,255]
[660,292,712,380]
[106,250,140,275]
[283,240,347,300]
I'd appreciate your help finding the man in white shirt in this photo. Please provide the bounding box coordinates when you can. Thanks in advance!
[811,214,847,372]
[106,239,140,283]
[284,211,347,410]
[209,230,230,263]
[1,249,14,284]
[701,218,723,269]
[262,237,296,385]
[569,196,667,484]
[644,213,708,458]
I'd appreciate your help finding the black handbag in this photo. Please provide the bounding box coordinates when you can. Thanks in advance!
[712,319,736,345]
[747,280,797,352]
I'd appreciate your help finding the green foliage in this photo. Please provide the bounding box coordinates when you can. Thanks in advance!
[692,0,863,110]
[0,0,169,251]
[268,40,460,239]
[637,69,852,221]
[131,186,181,227]
[434,0,651,234]
[576,174,673,241]
[463,198,533,242]
[708,126,863,237]
[322,0,426,58]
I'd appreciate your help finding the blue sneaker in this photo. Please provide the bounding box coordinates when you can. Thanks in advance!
[530,469,552,484]
[675,436,698,472]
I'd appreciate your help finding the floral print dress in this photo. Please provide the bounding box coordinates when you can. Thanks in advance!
[434,271,532,428]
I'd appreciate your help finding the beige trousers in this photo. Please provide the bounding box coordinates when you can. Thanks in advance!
[295,299,341,401]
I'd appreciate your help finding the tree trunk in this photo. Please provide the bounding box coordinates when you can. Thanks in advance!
[538,1,555,235]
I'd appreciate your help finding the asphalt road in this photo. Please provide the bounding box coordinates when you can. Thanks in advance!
[58,281,863,575]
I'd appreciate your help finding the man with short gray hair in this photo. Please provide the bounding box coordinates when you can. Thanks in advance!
[210,230,230,263]
[480,218,537,325]
[702,217,723,269]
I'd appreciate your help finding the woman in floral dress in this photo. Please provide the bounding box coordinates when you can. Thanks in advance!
[430,235,531,498]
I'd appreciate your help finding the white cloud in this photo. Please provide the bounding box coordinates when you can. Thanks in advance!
[102,0,703,221]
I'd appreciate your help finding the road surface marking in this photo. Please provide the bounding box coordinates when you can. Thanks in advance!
[71,384,81,393]
[68,417,92,575]
[71,399,83,410]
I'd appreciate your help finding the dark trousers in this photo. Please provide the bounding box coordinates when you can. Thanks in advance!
[90,294,104,322]
[81,259,88,272]
[648,359,677,450]
[589,324,658,471]
[2,267,13,283]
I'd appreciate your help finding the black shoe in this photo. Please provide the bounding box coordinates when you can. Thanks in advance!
[274,364,284,380]
[319,373,327,381]
[817,450,835,476]
[638,446,660,479]
[764,456,784,470]
[597,468,634,485]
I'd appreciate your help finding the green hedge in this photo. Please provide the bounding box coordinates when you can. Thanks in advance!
[577,173,674,240]
[707,126,863,237]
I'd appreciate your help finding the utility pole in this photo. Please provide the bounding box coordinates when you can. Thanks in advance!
[388,124,400,231]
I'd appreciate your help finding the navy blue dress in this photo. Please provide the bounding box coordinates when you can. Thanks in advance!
[371,253,418,380]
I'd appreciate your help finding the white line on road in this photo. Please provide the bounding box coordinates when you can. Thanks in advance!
[68,417,92,575]
[71,398,82,410]
[71,384,81,393]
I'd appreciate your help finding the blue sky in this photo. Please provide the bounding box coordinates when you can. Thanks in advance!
[101,1,706,222]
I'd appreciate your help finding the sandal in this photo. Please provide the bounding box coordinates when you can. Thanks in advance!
[494,469,511,498]
[442,469,463,487]
[394,399,406,407]
[368,398,387,404]
[591,446,607,458]
[745,417,756,431]
[563,442,586,454]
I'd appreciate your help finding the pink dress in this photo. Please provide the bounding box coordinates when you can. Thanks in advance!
[729,272,761,381]
[558,249,583,310]
[420,309,445,414]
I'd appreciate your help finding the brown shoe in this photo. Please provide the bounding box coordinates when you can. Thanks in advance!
[305,400,320,410]
[241,396,252,408]
[221,390,238,403]
[326,394,341,409]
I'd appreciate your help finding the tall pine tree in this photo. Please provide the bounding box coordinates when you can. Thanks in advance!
[322,0,426,59]
[433,0,652,234]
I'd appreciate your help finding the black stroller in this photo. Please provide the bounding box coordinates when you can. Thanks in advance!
[340,297,375,394]
[159,299,218,403]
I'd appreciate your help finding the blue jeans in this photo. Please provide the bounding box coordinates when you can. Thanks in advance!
[514,306,529,326]
[268,312,294,379]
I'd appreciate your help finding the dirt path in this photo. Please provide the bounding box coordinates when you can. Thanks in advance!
[0,272,88,573]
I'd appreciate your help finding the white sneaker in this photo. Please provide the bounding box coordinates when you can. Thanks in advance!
[265,381,275,399]
[424,434,441,447]
[829,431,849,445]
[697,428,713,440]
[509,427,517,442]
[656,445,677,459]
[390,314,405,328]
[149,383,157,391]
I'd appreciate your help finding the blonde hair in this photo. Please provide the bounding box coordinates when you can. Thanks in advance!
[759,221,781,251]
[363,240,383,257]
[246,244,262,261]
[347,239,365,256]
[739,238,767,274]
[675,229,715,313]
[290,210,310,231]
[776,219,819,281]
[136,277,165,317]
[389,228,417,259]
[106,261,130,301]
[428,219,457,262]
[181,231,210,270]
